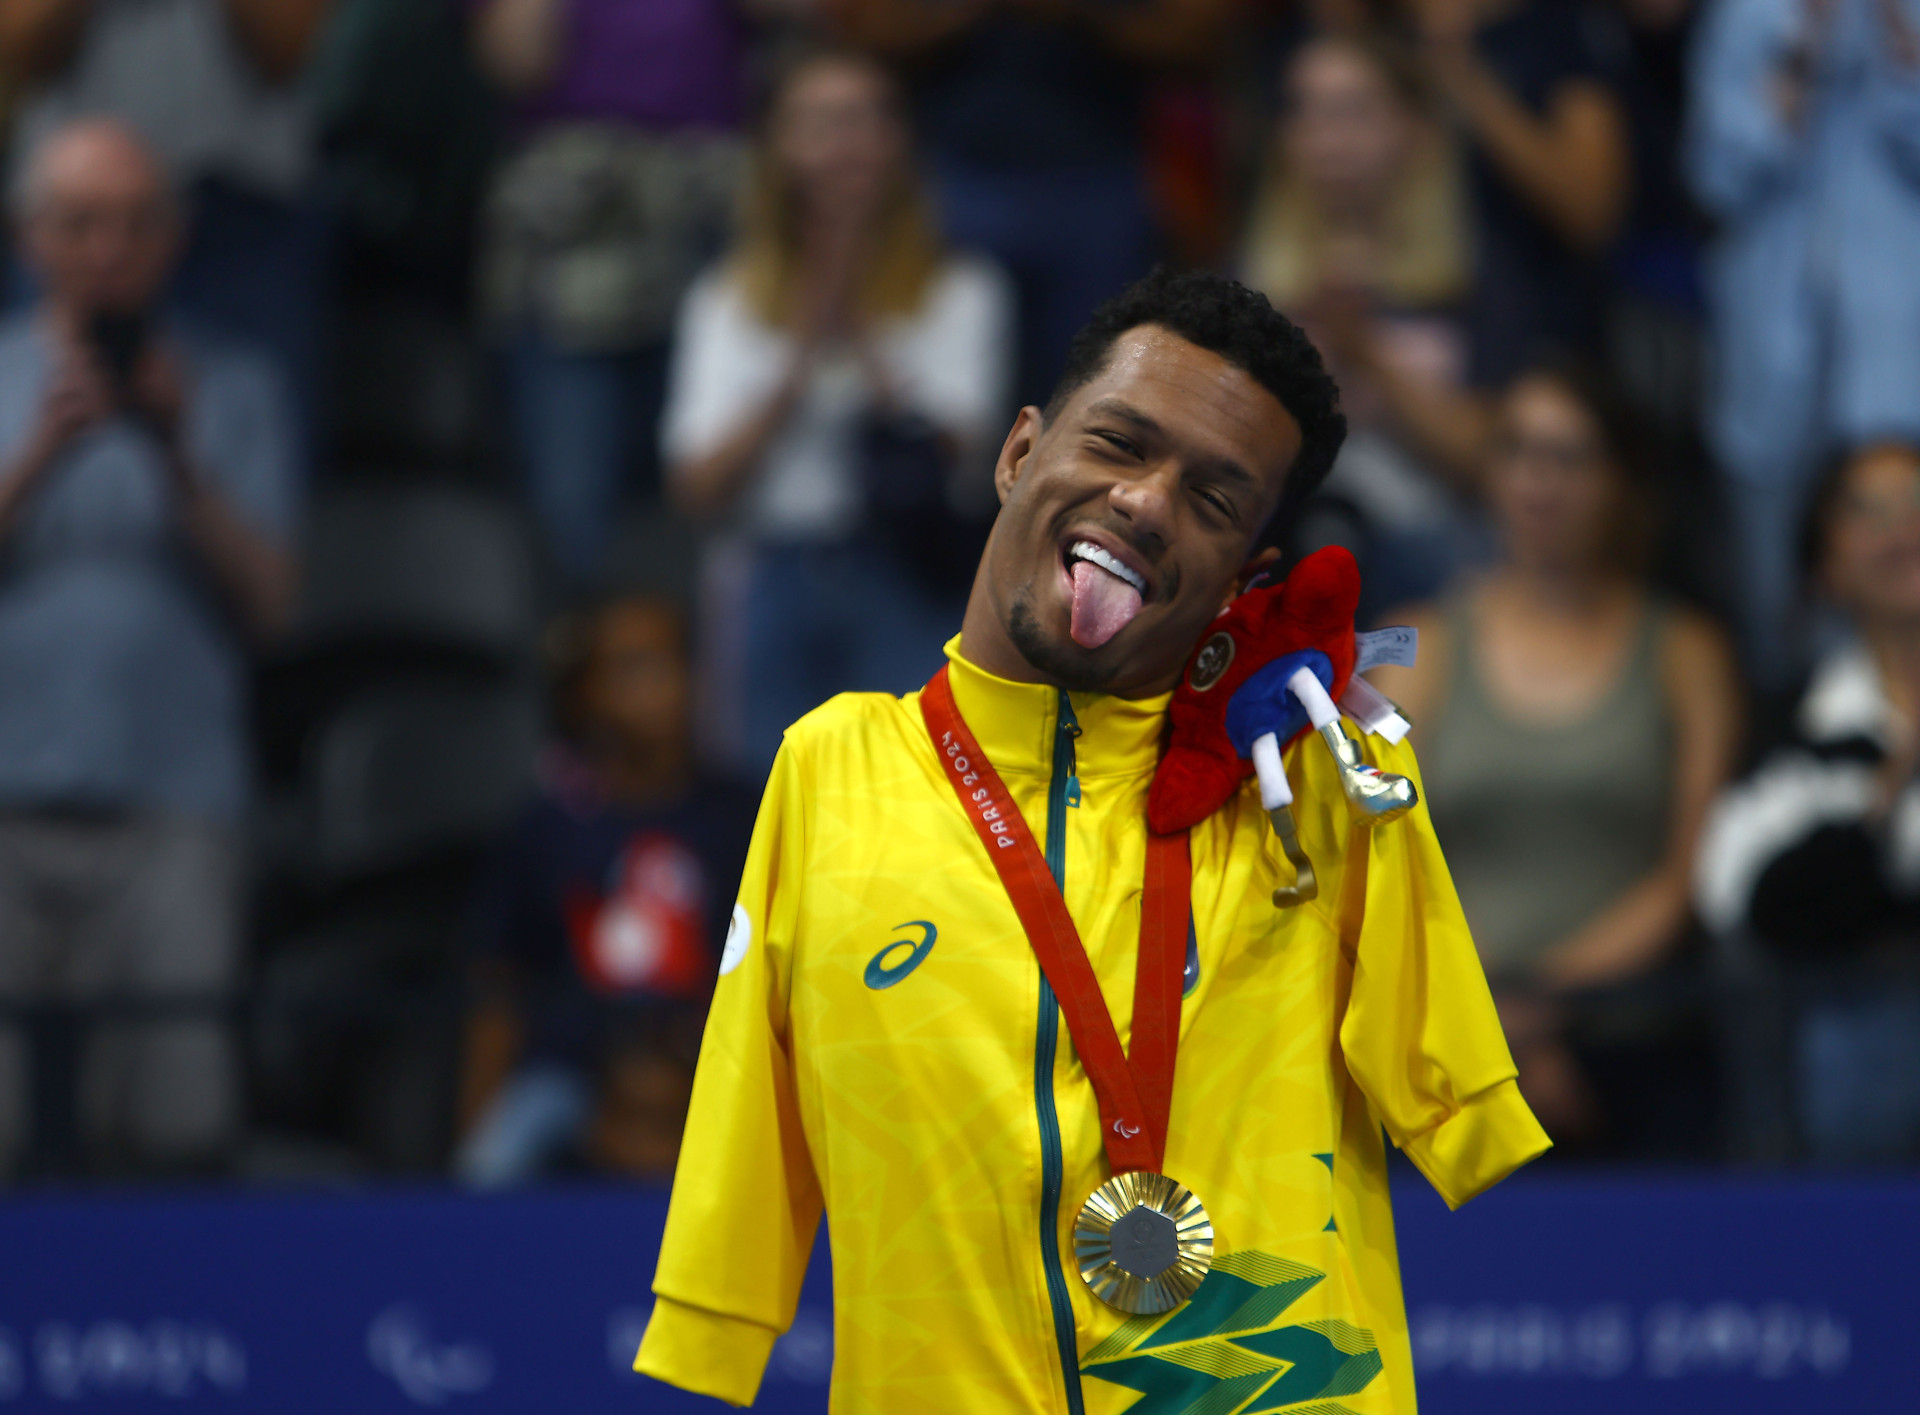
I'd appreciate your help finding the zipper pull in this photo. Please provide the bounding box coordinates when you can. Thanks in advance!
[1057,691,1083,739]
[1057,690,1082,806]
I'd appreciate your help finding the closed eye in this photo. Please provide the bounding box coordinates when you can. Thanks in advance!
[1194,484,1237,522]
[1091,429,1144,459]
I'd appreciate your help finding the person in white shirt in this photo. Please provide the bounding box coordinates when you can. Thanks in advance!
[660,45,1013,776]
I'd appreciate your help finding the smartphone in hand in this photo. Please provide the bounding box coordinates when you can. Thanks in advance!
[86,309,150,397]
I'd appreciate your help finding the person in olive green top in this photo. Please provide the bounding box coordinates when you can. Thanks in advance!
[1371,360,1742,1146]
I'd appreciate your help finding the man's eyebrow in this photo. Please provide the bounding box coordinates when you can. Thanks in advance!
[1190,452,1259,492]
[1083,396,1263,496]
[1083,398,1164,437]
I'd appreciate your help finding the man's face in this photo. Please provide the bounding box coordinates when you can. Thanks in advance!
[23,139,178,317]
[977,325,1304,696]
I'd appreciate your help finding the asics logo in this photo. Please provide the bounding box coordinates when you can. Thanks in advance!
[864,921,938,990]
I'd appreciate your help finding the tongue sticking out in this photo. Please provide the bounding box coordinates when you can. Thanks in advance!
[1069,559,1144,650]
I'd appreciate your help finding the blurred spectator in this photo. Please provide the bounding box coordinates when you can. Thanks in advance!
[1696,443,1920,1164]
[1607,0,1708,425]
[456,594,753,1187]
[1596,0,1732,630]
[470,0,746,584]
[662,46,1012,776]
[309,0,498,317]
[1411,0,1631,390]
[1686,0,1920,684]
[835,0,1227,405]
[1371,360,1740,1145]
[0,121,299,1178]
[1244,33,1470,352]
[1241,31,1484,611]
[0,0,336,452]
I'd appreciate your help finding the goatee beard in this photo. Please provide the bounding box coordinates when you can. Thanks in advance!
[1007,592,1116,694]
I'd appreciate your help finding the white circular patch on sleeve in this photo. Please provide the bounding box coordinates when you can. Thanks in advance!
[719,902,752,976]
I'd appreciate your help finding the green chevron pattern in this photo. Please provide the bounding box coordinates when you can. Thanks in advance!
[1082,1251,1383,1415]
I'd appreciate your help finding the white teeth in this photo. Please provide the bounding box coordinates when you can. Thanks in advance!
[1069,541,1147,596]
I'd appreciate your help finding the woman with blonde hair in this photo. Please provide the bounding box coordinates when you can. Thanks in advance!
[662,47,1014,775]
[1243,31,1469,317]
[1242,32,1486,611]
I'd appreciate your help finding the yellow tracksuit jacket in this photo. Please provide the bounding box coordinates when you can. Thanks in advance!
[636,640,1549,1412]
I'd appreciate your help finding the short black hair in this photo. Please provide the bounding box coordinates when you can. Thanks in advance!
[1043,267,1346,543]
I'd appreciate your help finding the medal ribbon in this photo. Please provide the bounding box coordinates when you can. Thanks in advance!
[920,664,1190,1176]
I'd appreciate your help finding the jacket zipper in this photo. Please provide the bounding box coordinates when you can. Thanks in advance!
[1036,690,1085,1415]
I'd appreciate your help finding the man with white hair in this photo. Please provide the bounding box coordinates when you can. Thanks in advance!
[0,118,298,1177]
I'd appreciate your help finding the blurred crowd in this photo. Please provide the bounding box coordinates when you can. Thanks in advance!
[0,0,1914,1188]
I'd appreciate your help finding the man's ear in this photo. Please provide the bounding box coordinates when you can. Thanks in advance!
[1220,545,1282,611]
[993,406,1044,506]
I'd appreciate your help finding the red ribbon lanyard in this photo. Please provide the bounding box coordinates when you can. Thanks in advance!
[920,664,1191,1176]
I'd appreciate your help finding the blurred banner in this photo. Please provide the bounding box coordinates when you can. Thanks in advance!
[0,1175,1911,1411]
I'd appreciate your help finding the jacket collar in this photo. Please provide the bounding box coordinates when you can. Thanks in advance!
[942,637,1171,781]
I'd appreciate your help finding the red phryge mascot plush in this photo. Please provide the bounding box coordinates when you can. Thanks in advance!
[1148,545,1363,835]
[1150,546,1417,907]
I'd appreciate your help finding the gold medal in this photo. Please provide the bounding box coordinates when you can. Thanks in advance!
[1073,1171,1213,1314]
[922,670,1207,1315]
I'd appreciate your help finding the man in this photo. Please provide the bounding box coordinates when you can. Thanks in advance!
[636,269,1546,1410]
[0,0,335,441]
[0,119,298,1177]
